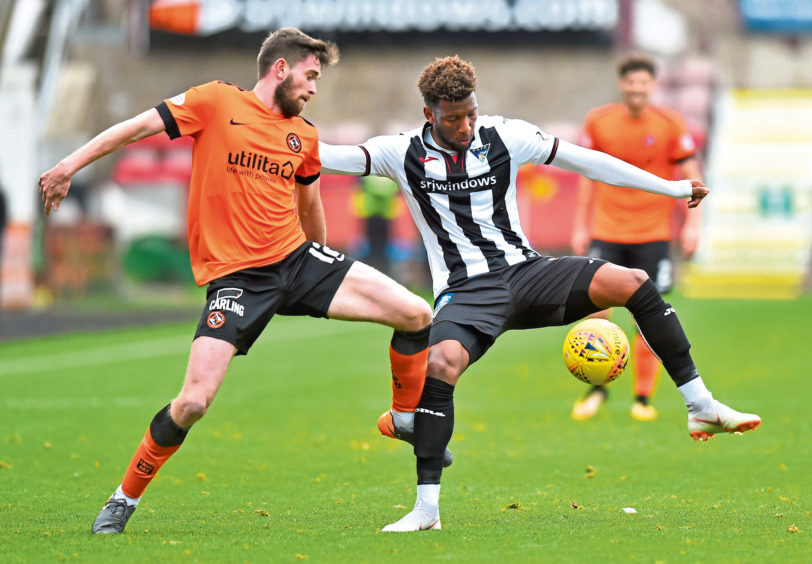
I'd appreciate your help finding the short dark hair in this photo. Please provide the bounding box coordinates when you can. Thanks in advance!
[618,54,657,78]
[417,55,477,107]
[256,28,339,79]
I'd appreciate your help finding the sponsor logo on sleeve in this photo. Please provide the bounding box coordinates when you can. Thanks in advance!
[680,132,696,151]
[169,93,186,106]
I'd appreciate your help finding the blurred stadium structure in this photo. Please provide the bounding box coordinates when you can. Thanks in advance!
[1,0,811,310]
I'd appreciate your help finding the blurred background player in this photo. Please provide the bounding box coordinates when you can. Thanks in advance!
[356,175,399,276]
[570,54,703,422]
[39,28,440,535]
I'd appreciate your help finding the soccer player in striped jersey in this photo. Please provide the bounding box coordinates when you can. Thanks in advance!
[39,28,443,535]
[320,55,761,532]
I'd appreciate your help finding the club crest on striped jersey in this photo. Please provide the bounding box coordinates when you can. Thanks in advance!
[469,143,490,164]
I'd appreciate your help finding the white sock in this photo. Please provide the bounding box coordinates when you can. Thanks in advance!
[678,376,713,408]
[112,484,141,507]
[416,483,440,508]
[391,409,414,432]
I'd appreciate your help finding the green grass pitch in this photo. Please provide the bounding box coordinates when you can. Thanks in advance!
[1,292,810,563]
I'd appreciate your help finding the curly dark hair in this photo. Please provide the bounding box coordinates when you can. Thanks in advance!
[417,55,477,107]
[618,54,657,78]
[257,28,339,79]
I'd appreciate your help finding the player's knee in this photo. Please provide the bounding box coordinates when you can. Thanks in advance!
[401,297,432,331]
[427,350,462,385]
[414,300,433,328]
[627,267,650,288]
[172,395,211,427]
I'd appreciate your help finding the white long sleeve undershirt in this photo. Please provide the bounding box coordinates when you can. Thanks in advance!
[551,140,693,198]
[318,139,694,199]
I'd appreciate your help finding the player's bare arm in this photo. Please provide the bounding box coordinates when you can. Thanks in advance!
[296,179,327,244]
[39,108,166,216]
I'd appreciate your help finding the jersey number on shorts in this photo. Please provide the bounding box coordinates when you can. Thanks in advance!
[308,243,345,264]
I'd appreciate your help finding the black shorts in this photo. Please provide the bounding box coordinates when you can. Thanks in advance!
[587,239,673,293]
[430,256,606,365]
[194,242,354,355]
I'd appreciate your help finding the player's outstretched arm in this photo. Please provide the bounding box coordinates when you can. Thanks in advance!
[39,108,166,215]
[318,142,368,176]
[551,140,709,205]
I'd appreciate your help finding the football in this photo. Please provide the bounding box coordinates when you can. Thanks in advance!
[562,318,630,385]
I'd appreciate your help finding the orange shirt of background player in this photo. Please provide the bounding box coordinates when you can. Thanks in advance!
[581,104,695,243]
[162,81,321,285]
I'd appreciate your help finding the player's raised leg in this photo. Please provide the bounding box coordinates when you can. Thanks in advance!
[587,262,761,440]
[92,337,235,534]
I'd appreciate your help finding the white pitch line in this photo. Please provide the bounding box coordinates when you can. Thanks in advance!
[3,396,160,410]
[0,320,379,377]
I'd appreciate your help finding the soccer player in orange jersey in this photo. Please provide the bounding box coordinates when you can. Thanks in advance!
[38,28,442,535]
[570,54,704,422]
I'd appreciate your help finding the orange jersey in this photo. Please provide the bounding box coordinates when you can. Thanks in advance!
[157,81,321,285]
[580,103,695,243]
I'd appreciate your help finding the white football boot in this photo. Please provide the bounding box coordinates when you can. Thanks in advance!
[381,500,441,532]
[687,399,761,441]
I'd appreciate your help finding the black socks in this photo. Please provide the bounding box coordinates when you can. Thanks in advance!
[414,377,455,485]
[625,279,698,386]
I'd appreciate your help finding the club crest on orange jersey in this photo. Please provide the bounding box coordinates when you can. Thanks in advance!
[207,311,226,329]
[286,133,302,153]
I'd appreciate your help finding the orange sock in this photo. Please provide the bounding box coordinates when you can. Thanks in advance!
[633,333,660,399]
[389,327,430,412]
[120,405,188,498]
[120,429,181,498]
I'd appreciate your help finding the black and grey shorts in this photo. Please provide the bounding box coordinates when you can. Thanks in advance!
[430,255,606,365]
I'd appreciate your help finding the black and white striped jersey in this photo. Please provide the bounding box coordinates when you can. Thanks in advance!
[359,115,559,297]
